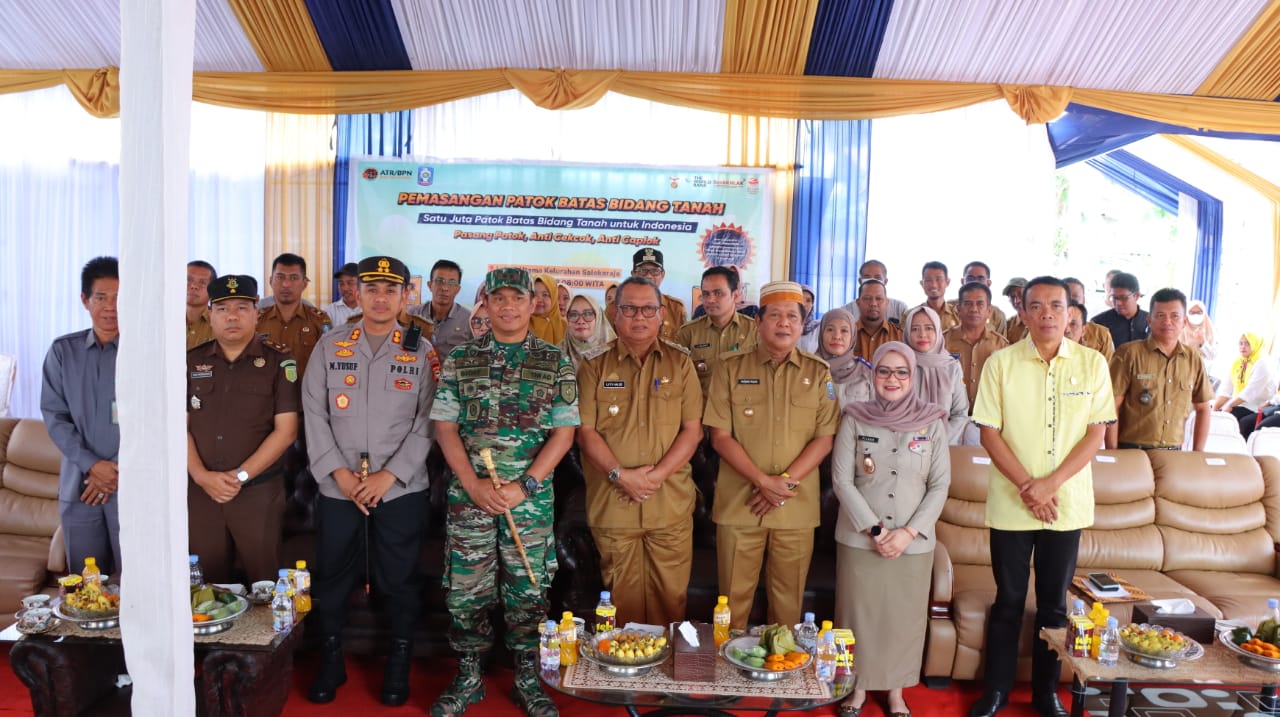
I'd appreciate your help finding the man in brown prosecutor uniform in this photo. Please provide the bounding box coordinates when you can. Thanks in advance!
[1106,288,1213,450]
[577,276,703,626]
[704,280,839,628]
[186,274,299,584]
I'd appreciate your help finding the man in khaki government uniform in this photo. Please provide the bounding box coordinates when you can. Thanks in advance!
[676,266,759,395]
[1002,278,1029,343]
[608,248,686,341]
[1106,288,1213,450]
[185,260,216,349]
[578,277,704,626]
[256,252,332,377]
[913,261,959,331]
[853,279,903,361]
[705,281,839,628]
[949,261,1007,335]
[944,282,1010,412]
[186,274,298,584]
[1065,277,1116,360]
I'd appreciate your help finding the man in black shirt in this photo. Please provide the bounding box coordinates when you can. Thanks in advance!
[1090,272,1149,348]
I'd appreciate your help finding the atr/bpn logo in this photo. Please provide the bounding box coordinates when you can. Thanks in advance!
[418,166,434,186]
[362,167,378,180]
[363,167,416,180]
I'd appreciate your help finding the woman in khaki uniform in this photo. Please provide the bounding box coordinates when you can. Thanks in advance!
[831,342,951,717]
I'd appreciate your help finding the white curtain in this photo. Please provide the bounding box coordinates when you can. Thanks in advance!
[0,86,264,418]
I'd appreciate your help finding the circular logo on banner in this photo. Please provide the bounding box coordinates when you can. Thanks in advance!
[697,223,755,269]
[362,167,379,180]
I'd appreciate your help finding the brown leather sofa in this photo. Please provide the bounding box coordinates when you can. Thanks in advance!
[924,446,1280,686]
[0,418,63,620]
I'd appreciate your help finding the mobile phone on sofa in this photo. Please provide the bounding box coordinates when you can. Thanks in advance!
[1087,572,1121,592]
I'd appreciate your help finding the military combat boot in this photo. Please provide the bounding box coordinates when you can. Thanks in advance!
[511,651,559,717]
[429,652,486,717]
[381,638,413,706]
[307,635,347,704]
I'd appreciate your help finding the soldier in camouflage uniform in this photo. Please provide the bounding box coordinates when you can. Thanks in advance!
[430,267,580,717]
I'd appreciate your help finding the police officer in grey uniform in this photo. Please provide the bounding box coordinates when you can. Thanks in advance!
[302,255,441,706]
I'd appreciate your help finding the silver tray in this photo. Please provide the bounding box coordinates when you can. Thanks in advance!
[52,602,119,630]
[1218,629,1280,672]
[721,636,811,682]
[1120,644,1181,669]
[578,631,670,677]
[193,596,249,635]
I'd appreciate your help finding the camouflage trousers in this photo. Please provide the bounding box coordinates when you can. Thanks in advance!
[444,479,557,653]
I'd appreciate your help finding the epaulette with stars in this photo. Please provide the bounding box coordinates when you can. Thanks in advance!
[659,338,690,355]
[260,337,291,354]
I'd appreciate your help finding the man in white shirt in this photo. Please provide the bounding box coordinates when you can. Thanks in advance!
[322,262,360,327]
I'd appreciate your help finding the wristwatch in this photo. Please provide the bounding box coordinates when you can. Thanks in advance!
[235,468,250,483]
[520,474,541,498]
[607,467,622,484]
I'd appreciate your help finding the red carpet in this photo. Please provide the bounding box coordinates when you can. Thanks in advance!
[2,644,1064,716]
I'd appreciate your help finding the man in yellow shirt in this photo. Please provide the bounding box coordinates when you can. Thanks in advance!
[968,277,1115,717]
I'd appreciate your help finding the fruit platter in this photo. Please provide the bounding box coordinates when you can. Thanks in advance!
[578,628,670,677]
[1117,623,1191,669]
[721,625,811,682]
[1219,619,1280,672]
[190,584,249,635]
[53,580,121,629]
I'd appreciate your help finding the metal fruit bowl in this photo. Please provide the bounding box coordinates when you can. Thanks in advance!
[579,632,669,677]
[1219,629,1280,672]
[1119,642,1184,669]
[1118,624,1191,661]
[193,596,249,635]
[720,636,811,682]
[53,601,119,630]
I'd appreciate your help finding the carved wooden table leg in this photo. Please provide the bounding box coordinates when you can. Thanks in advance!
[197,625,302,717]
[10,640,125,717]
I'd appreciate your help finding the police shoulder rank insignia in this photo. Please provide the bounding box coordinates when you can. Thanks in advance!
[281,359,298,383]
[336,348,354,358]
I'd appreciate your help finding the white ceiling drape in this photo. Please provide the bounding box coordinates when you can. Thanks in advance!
[390,0,725,71]
[873,0,1270,93]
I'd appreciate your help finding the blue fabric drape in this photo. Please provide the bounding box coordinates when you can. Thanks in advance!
[791,120,872,315]
[303,0,412,70]
[1049,103,1280,168]
[804,0,896,77]
[1086,150,1223,315]
[333,113,413,277]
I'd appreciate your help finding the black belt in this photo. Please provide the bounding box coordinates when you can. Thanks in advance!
[1116,442,1179,451]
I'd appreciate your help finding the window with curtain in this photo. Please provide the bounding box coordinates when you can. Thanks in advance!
[0,86,266,418]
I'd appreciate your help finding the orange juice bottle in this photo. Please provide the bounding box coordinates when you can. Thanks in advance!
[713,596,731,646]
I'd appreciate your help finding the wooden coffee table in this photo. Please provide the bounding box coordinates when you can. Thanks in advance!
[1041,627,1280,717]
[3,604,304,717]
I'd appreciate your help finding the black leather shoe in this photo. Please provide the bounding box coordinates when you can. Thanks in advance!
[381,638,413,707]
[967,690,1009,717]
[1031,693,1070,717]
[307,635,347,704]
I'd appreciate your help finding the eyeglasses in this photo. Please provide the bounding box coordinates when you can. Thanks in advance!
[633,267,664,278]
[431,278,461,288]
[1109,292,1137,303]
[874,367,911,379]
[962,275,988,284]
[469,317,491,328]
[617,304,660,318]
[566,310,596,322]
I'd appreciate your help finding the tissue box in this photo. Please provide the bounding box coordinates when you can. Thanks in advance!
[1132,602,1216,643]
[671,622,716,682]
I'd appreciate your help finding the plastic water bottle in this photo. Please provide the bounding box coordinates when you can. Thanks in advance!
[796,612,819,656]
[595,591,616,634]
[815,633,838,681]
[559,612,578,666]
[82,557,101,590]
[1098,617,1120,666]
[1067,599,1091,657]
[271,569,294,633]
[713,595,731,647]
[540,620,561,670]
[189,555,204,587]
[292,560,311,614]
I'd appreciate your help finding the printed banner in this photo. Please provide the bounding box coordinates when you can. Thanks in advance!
[349,159,773,310]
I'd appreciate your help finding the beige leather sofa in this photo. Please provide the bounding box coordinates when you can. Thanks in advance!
[924,446,1280,685]
[0,418,63,620]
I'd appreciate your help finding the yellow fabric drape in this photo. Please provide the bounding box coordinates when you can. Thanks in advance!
[226,0,331,72]
[721,0,820,75]
[503,68,619,110]
[11,67,1280,134]
[1196,0,1280,100]
[264,113,334,305]
[1162,134,1280,351]
[0,69,118,117]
